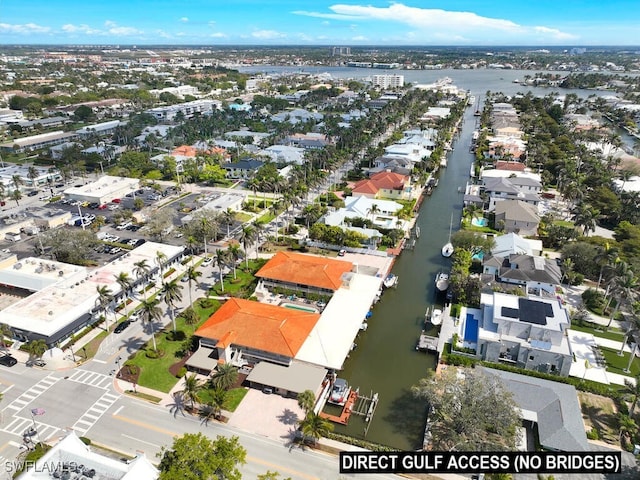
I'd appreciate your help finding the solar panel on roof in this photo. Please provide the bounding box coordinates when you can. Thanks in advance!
[502,306,519,318]
[518,298,549,325]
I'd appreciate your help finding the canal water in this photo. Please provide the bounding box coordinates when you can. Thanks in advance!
[239,64,633,448]
[332,106,478,450]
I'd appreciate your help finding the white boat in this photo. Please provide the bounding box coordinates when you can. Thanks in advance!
[329,378,351,406]
[435,272,449,292]
[430,308,442,326]
[415,226,421,238]
[441,214,454,258]
[383,273,398,288]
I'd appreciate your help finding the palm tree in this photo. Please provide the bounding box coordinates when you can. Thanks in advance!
[181,373,203,409]
[607,272,639,327]
[297,412,334,445]
[181,306,199,326]
[202,387,228,422]
[297,390,316,416]
[252,221,265,259]
[248,177,260,208]
[139,298,162,352]
[226,243,243,280]
[95,285,114,330]
[239,225,256,268]
[619,316,640,356]
[115,272,133,317]
[595,244,619,290]
[155,250,168,277]
[26,339,47,359]
[10,189,22,207]
[184,266,201,308]
[11,174,23,193]
[366,203,380,222]
[27,166,39,191]
[0,323,12,348]
[133,259,151,300]
[210,363,238,390]
[161,279,183,332]
[222,208,235,238]
[623,375,640,414]
[618,414,637,445]
[214,249,228,292]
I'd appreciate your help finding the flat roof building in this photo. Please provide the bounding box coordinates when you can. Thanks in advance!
[1,242,184,346]
[63,175,139,205]
[0,131,78,153]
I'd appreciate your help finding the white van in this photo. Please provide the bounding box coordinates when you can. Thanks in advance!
[5,232,21,242]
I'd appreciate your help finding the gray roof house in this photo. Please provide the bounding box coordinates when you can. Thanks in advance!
[483,253,562,295]
[494,200,540,236]
[483,176,541,211]
[370,156,414,176]
[480,367,589,452]
[222,159,264,179]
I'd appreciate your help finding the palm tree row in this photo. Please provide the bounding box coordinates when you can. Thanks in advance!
[179,363,240,419]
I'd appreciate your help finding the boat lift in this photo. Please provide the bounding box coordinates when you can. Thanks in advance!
[350,389,380,436]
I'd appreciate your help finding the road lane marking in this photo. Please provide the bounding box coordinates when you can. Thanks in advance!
[112,414,179,437]
[1,385,14,395]
[122,434,162,449]
[246,455,320,480]
[112,406,123,416]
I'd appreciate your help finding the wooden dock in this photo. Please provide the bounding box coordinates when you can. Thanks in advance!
[416,332,439,352]
[320,390,358,425]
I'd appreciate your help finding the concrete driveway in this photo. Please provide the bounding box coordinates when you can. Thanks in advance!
[227,388,303,444]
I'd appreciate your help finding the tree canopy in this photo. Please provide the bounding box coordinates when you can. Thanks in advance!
[411,368,520,451]
[158,433,246,480]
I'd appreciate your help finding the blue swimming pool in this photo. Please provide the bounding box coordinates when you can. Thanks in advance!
[464,313,479,343]
[471,217,488,227]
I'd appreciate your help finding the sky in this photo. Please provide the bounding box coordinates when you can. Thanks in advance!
[0,1,639,46]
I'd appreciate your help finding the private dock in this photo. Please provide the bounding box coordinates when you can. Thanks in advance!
[320,388,380,434]
[416,332,439,352]
[320,390,359,425]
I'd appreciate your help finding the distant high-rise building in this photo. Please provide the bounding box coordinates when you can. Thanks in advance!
[371,74,405,89]
[331,46,351,56]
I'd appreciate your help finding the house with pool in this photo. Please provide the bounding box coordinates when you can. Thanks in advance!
[188,252,383,397]
[459,292,572,376]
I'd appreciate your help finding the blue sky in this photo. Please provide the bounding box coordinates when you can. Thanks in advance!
[1,1,638,46]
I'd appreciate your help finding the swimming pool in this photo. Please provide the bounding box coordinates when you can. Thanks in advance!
[463,313,479,343]
[281,303,319,313]
[471,217,488,227]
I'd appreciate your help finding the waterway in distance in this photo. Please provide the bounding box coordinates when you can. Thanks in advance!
[239,65,637,449]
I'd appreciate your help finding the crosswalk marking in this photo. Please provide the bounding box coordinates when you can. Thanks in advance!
[0,415,59,441]
[66,369,113,390]
[2,375,60,412]
[73,391,120,436]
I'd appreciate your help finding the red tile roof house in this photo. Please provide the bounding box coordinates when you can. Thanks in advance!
[255,251,354,296]
[351,171,413,200]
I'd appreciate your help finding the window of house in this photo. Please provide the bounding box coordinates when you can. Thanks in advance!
[529,355,534,361]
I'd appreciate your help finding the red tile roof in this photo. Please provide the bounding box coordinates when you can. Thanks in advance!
[195,298,320,357]
[256,251,353,291]
[352,171,408,195]
[495,161,526,172]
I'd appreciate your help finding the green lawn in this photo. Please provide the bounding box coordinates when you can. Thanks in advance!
[124,298,221,393]
[257,211,276,224]
[211,258,267,297]
[199,387,248,412]
[600,346,640,377]
[569,323,625,342]
[234,212,253,223]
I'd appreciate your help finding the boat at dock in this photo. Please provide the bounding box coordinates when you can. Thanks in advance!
[441,214,454,258]
[415,226,421,238]
[329,378,351,406]
[435,272,449,292]
[383,273,398,288]
[430,308,442,326]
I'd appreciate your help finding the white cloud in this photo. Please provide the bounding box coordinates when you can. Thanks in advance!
[351,35,368,41]
[180,17,189,23]
[61,24,100,35]
[0,22,50,34]
[210,32,228,38]
[294,3,576,43]
[103,21,142,36]
[251,30,287,40]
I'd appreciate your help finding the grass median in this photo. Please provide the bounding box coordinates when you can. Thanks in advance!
[124,298,221,393]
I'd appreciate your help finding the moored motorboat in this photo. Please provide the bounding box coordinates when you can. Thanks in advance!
[435,272,449,291]
[430,308,442,326]
[383,273,398,288]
